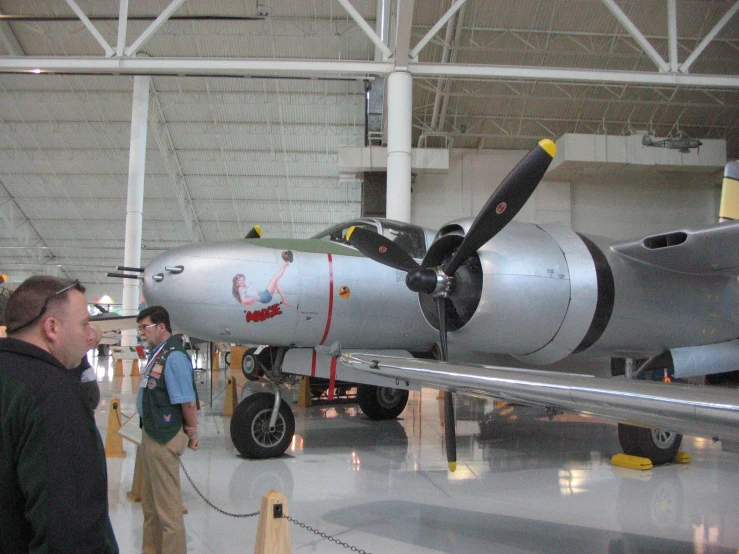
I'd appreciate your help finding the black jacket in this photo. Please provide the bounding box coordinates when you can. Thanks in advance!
[0,338,118,553]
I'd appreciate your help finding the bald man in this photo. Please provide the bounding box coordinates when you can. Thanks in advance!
[0,276,118,553]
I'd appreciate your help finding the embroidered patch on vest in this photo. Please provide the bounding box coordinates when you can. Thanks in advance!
[151,363,163,378]
[147,378,157,389]
[162,413,172,422]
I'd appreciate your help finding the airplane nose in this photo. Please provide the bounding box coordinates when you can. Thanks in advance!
[142,250,191,304]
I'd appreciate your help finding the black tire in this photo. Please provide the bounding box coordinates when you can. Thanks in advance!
[241,348,262,381]
[230,392,295,459]
[617,423,682,465]
[356,384,409,420]
[224,351,231,366]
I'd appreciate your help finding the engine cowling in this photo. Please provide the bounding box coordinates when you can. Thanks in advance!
[423,221,600,365]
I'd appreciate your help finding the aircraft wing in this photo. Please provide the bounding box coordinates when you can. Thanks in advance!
[90,314,138,333]
[610,220,739,275]
[340,353,739,444]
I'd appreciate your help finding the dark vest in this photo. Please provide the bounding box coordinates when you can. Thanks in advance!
[141,337,197,444]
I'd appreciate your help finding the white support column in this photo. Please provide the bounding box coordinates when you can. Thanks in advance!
[386,70,412,223]
[121,75,150,370]
[117,0,129,57]
[374,0,391,61]
[667,0,679,72]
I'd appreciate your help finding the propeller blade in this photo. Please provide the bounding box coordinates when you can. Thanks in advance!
[244,225,262,239]
[345,226,421,273]
[443,138,556,277]
[436,296,449,362]
[436,296,456,472]
[444,394,457,472]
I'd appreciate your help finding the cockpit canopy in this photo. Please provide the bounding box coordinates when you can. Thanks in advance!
[311,218,430,260]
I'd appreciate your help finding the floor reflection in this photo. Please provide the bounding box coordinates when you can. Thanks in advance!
[322,500,736,554]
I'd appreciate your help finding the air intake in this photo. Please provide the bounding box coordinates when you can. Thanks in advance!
[643,232,687,249]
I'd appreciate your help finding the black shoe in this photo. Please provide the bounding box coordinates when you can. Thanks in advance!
[282,250,293,263]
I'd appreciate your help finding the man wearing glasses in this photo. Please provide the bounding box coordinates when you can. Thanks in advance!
[136,305,199,554]
[0,276,119,553]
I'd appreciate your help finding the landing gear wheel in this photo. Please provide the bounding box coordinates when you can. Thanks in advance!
[230,392,295,459]
[241,348,262,381]
[224,351,231,366]
[357,384,409,420]
[618,423,682,465]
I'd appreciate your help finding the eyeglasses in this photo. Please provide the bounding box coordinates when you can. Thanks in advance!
[5,279,81,334]
[137,323,158,333]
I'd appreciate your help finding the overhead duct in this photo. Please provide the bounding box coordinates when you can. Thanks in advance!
[366,76,385,146]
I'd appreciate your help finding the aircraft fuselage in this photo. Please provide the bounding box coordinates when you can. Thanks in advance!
[143,238,437,351]
[143,220,739,365]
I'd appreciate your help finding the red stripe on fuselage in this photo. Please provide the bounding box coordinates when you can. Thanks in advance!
[319,253,334,345]
[328,356,337,400]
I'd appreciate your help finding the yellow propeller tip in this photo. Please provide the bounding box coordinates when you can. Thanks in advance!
[448,462,457,472]
[345,226,356,241]
[538,138,556,158]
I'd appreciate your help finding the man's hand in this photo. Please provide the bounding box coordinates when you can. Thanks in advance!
[187,436,200,450]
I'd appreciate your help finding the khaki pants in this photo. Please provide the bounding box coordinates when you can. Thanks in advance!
[141,428,188,554]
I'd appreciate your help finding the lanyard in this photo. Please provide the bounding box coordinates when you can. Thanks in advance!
[144,338,170,374]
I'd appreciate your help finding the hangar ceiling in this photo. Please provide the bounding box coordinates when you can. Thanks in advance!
[0,0,737,286]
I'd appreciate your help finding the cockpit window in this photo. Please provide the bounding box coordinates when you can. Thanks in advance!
[311,220,427,259]
[378,221,427,259]
[312,221,378,245]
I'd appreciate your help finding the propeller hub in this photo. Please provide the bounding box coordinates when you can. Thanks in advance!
[406,268,442,294]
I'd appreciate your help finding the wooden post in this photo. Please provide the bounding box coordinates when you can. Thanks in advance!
[114,359,124,377]
[230,346,247,369]
[222,377,237,416]
[126,446,143,502]
[211,342,220,371]
[254,489,292,554]
[130,359,140,377]
[104,397,126,458]
[296,377,312,408]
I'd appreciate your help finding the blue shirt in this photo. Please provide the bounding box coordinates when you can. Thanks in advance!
[136,344,196,417]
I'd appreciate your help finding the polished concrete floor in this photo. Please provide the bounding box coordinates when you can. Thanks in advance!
[92,351,739,554]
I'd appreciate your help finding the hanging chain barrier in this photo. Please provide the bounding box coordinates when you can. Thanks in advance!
[180,461,371,554]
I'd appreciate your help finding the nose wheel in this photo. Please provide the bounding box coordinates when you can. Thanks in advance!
[230,392,295,459]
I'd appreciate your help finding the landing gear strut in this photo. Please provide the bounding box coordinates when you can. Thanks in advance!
[615,357,683,464]
[230,348,296,459]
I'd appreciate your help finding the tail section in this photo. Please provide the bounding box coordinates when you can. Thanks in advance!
[719,160,739,222]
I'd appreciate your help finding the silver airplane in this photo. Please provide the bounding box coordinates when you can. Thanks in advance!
[141,141,739,467]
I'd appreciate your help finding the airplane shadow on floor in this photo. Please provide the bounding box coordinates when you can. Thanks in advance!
[322,491,730,554]
[462,403,623,468]
[298,417,410,463]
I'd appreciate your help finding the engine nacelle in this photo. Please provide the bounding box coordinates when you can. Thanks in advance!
[443,221,739,364]
[444,222,597,364]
